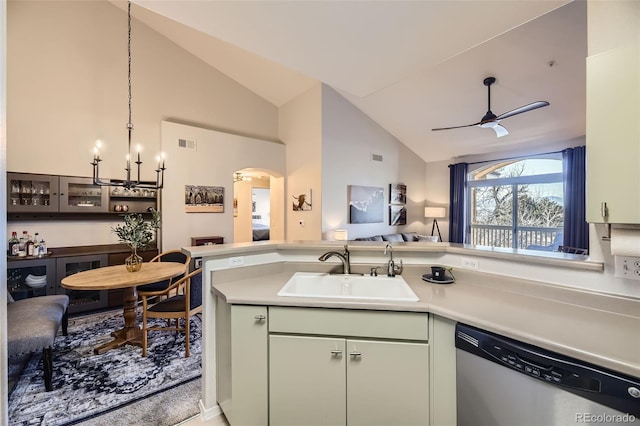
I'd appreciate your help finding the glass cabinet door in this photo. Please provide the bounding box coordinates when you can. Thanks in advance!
[59,176,109,213]
[56,254,108,314]
[7,258,56,301]
[7,173,59,212]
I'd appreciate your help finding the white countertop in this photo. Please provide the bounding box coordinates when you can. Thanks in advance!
[211,262,640,379]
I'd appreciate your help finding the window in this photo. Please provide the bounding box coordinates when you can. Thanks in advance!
[467,154,564,250]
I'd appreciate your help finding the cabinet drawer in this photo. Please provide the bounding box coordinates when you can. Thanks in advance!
[268,307,428,341]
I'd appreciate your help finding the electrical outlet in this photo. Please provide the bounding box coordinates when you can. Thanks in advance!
[228,256,244,267]
[461,257,479,270]
[614,256,640,280]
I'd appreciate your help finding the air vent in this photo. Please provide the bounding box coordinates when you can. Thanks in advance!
[371,153,383,162]
[178,138,197,149]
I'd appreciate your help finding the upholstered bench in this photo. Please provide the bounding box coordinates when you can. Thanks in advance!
[7,295,69,391]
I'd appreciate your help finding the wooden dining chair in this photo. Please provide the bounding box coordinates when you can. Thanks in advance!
[137,249,191,302]
[141,268,203,357]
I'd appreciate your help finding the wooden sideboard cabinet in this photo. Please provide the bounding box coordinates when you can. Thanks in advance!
[7,244,159,313]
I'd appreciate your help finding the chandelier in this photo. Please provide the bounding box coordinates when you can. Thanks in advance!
[91,1,165,190]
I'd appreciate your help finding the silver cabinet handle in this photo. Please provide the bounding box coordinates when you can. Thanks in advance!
[349,352,362,358]
[254,314,266,321]
[330,350,343,357]
[601,202,608,218]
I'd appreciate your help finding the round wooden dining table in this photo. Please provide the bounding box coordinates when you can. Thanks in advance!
[61,262,186,354]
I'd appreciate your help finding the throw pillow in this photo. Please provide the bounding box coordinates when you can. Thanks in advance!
[416,235,438,242]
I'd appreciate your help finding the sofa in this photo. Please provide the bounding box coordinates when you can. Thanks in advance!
[7,294,69,391]
[354,232,438,242]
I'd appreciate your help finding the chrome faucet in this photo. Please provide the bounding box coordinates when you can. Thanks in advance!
[384,243,403,277]
[319,244,351,274]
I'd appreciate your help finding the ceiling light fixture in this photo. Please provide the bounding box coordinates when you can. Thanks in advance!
[90,1,165,190]
[233,173,252,182]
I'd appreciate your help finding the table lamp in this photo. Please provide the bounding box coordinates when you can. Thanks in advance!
[424,207,446,242]
[334,229,348,241]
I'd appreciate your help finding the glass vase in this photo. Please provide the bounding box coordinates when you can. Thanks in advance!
[125,248,143,272]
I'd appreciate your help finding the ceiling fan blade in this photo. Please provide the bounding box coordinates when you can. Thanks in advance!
[496,101,549,120]
[432,122,480,132]
[493,124,509,138]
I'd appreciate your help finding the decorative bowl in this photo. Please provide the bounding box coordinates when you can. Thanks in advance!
[25,274,47,288]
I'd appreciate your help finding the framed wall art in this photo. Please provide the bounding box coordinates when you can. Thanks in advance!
[389,205,407,226]
[389,183,407,205]
[348,185,384,224]
[292,189,312,211]
[185,185,224,213]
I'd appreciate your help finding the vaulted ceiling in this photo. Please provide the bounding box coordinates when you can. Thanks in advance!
[126,0,586,163]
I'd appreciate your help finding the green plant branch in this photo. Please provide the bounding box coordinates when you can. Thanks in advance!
[111,208,161,250]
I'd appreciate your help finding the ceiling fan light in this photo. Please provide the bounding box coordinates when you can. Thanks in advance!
[493,124,509,138]
[480,121,498,129]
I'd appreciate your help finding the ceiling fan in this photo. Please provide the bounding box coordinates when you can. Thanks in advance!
[432,76,549,138]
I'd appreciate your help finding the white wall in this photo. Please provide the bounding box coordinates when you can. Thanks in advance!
[6,0,279,247]
[160,121,285,250]
[321,85,427,240]
[425,160,450,242]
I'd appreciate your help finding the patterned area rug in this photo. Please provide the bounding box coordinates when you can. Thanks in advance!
[8,309,202,425]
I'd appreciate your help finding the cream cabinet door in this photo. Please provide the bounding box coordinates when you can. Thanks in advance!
[216,302,269,426]
[269,335,346,426]
[586,42,640,223]
[346,339,429,426]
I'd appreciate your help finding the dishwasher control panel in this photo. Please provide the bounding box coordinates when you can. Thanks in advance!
[482,342,601,392]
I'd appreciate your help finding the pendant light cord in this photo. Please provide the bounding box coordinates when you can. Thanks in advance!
[128,1,132,129]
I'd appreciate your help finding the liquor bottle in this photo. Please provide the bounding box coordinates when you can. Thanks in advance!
[8,232,19,256]
[33,233,40,257]
[38,235,47,257]
[26,233,35,257]
[19,231,27,255]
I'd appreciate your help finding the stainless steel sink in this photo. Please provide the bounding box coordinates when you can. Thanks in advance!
[277,272,419,302]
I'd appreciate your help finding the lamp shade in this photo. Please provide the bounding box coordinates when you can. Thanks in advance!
[424,207,446,218]
[334,229,349,241]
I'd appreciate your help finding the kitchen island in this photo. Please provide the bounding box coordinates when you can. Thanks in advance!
[184,241,639,424]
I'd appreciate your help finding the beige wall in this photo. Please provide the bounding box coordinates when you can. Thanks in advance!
[321,85,427,240]
[279,84,323,241]
[6,0,279,247]
[160,121,285,251]
[1,0,7,423]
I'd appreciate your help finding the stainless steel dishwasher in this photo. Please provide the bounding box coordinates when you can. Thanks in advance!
[455,323,640,426]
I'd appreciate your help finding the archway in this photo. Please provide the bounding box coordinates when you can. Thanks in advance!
[233,169,284,243]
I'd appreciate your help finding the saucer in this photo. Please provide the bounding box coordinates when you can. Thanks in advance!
[421,273,455,284]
